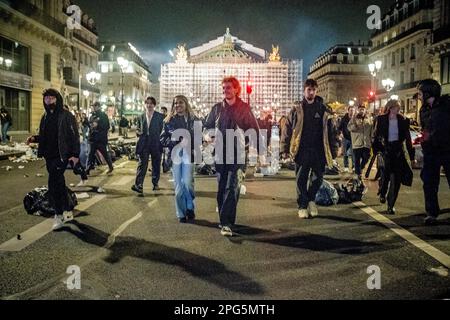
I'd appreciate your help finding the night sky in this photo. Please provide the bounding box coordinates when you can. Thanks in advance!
[75,0,394,80]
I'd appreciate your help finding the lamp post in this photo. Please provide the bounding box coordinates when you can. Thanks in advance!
[368,60,382,112]
[86,71,101,86]
[117,57,129,119]
[382,78,395,93]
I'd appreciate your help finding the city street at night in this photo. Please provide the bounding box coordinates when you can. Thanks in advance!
[0,155,449,300]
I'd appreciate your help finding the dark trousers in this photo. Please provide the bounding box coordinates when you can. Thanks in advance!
[135,148,162,188]
[46,158,69,215]
[295,153,325,209]
[421,152,450,217]
[88,141,113,171]
[353,147,371,176]
[216,164,243,227]
[379,142,403,208]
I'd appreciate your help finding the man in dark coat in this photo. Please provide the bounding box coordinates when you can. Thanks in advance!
[27,89,80,231]
[87,102,113,174]
[418,79,450,225]
[131,97,164,194]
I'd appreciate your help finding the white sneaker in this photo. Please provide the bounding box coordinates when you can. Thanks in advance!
[298,209,309,219]
[76,180,87,187]
[308,202,319,218]
[220,226,233,237]
[63,211,74,222]
[52,215,65,231]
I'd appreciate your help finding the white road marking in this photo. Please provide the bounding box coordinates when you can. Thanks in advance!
[354,201,450,269]
[0,195,106,252]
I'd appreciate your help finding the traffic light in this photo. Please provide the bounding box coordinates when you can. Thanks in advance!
[368,91,375,103]
[246,82,253,95]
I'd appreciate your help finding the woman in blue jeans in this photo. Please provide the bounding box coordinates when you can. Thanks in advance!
[161,95,200,223]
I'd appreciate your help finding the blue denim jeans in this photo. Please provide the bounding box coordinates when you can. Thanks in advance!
[172,162,195,219]
[342,138,353,169]
[1,122,11,142]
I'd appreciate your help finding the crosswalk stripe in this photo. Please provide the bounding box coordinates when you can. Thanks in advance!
[0,195,106,252]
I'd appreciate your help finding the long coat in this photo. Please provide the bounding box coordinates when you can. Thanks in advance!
[372,114,415,186]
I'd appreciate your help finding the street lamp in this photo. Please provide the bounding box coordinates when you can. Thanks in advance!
[86,71,101,86]
[368,60,382,113]
[382,78,395,92]
[349,100,355,107]
[83,90,90,113]
[117,57,129,119]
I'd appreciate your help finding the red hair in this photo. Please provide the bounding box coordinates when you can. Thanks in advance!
[222,77,242,97]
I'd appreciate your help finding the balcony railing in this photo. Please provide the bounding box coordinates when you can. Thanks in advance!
[73,32,100,51]
[10,0,65,37]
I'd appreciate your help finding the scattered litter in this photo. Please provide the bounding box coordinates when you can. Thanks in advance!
[69,183,75,187]
[254,173,264,178]
[115,295,121,299]
[17,235,22,241]
[96,187,105,194]
[5,166,13,171]
[36,173,44,177]
[428,266,448,277]
[18,166,25,170]
[240,185,247,195]
[76,193,90,200]
[24,174,29,178]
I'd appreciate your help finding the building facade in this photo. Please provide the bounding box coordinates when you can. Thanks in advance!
[369,0,435,117]
[160,29,303,118]
[98,42,151,117]
[428,0,450,95]
[0,0,99,134]
[308,43,372,107]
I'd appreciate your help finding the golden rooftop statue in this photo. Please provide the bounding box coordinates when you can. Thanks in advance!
[176,44,188,62]
[269,45,281,62]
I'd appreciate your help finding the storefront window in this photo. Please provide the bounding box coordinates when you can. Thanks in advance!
[0,36,30,75]
[0,87,30,132]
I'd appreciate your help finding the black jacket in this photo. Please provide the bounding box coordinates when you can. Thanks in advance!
[89,110,110,144]
[160,114,201,161]
[339,113,352,141]
[420,94,450,154]
[136,111,164,155]
[204,98,261,165]
[372,114,415,186]
[34,92,80,161]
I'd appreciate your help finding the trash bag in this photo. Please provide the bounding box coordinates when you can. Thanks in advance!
[315,180,339,206]
[23,186,78,216]
[334,179,366,204]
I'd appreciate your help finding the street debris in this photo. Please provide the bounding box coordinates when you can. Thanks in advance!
[428,266,448,277]
[75,193,90,200]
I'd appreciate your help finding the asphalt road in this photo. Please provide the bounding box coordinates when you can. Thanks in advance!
[0,157,449,300]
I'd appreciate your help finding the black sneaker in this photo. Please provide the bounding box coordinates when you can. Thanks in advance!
[131,185,143,194]
[153,185,160,191]
[386,207,396,215]
[179,217,187,223]
[380,196,387,204]
[186,209,196,221]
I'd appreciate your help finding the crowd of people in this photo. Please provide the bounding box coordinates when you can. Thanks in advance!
[26,77,449,234]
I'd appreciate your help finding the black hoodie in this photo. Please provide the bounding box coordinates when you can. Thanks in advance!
[34,90,80,161]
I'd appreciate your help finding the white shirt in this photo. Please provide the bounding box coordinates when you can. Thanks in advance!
[146,111,154,133]
[388,117,399,142]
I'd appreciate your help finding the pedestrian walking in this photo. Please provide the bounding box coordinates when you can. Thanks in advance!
[26,89,80,231]
[119,115,129,138]
[131,97,164,194]
[204,77,262,237]
[418,79,450,225]
[372,99,415,215]
[160,95,200,223]
[339,106,355,173]
[348,105,373,182]
[87,102,114,175]
[281,79,334,220]
[0,106,12,143]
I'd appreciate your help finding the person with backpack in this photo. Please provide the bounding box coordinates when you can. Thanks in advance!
[372,99,415,215]
[418,79,450,225]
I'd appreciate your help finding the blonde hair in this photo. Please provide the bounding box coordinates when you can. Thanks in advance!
[165,95,194,123]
